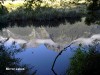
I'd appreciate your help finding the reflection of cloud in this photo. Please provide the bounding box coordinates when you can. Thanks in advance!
[1,29,100,51]
[72,38,94,46]
[91,34,100,40]
[1,29,61,51]
[70,34,100,51]
[0,36,7,42]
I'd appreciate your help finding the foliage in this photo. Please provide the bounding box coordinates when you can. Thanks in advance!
[87,0,100,10]
[1,0,100,24]
[67,46,100,75]
[85,11,100,25]
[0,45,20,75]
[0,44,36,75]
[24,0,42,10]
[0,4,83,24]
[0,2,8,15]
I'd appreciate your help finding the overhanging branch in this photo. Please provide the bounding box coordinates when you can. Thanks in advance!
[51,42,74,75]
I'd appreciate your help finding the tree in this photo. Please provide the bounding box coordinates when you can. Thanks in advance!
[24,0,42,10]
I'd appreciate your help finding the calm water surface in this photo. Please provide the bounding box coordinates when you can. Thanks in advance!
[0,17,100,75]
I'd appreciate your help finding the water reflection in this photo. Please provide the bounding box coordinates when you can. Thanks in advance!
[85,11,100,25]
[1,36,100,75]
[0,41,77,75]
[0,11,100,30]
[0,28,63,51]
[0,31,100,75]
[0,44,36,75]
[0,20,100,51]
[15,45,58,75]
[0,13,100,75]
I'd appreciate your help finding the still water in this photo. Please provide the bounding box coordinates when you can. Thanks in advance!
[0,17,100,75]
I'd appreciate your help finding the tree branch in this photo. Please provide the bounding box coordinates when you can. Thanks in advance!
[51,42,74,75]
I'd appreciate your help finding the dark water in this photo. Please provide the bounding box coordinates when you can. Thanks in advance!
[0,15,100,75]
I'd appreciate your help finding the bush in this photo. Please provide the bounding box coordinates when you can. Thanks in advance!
[67,46,100,75]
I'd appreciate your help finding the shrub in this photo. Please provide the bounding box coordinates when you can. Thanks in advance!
[67,46,100,75]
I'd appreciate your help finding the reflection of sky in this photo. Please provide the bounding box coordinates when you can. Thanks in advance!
[15,44,58,75]
[15,44,77,75]
[53,45,77,75]
[1,34,100,75]
[1,27,100,75]
[0,16,100,75]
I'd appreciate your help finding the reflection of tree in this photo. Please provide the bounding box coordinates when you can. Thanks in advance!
[0,44,36,75]
[85,11,100,25]
[85,0,100,25]
[87,0,100,10]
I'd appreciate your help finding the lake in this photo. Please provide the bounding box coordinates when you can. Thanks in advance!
[0,17,100,75]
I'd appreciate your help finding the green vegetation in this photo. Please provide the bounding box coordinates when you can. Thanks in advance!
[0,0,87,23]
[0,0,100,24]
[0,44,36,75]
[67,46,100,75]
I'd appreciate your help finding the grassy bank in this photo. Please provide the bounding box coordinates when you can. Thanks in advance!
[0,0,88,24]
